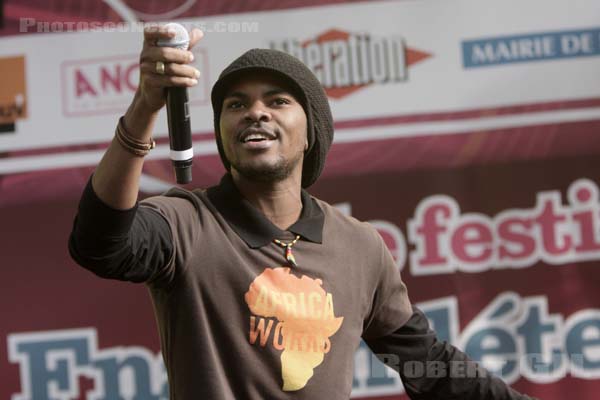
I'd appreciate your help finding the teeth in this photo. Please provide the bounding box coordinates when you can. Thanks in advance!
[243,133,270,142]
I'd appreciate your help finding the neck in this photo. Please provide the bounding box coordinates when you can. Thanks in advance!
[231,170,303,230]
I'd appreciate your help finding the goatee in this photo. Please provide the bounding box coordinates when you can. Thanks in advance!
[232,152,303,184]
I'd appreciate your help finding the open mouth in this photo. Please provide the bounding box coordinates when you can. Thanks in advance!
[239,128,277,144]
[242,133,272,143]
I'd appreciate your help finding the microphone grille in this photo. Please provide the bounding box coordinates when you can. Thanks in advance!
[156,23,190,50]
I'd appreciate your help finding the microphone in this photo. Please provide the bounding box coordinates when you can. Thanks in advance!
[157,23,193,184]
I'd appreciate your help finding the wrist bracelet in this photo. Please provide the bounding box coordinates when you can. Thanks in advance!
[115,116,156,157]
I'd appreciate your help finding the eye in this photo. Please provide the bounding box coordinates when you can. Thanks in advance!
[225,100,244,110]
[272,97,291,106]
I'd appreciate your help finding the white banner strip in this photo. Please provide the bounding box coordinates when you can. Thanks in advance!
[1,107,599,175]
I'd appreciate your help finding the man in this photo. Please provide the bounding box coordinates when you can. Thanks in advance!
[69,26,533,399]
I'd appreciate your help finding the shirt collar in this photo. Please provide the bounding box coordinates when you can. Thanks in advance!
[206,174,324,248]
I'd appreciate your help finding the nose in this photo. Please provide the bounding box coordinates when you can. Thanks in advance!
[244,101,272,123]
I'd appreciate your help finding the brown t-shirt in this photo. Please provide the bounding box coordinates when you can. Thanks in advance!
[139,175,412,399]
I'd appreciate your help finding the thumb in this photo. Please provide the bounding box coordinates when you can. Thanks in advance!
[188,28,204,50]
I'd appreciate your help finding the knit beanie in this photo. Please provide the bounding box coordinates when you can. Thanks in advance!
[211,48,334,188]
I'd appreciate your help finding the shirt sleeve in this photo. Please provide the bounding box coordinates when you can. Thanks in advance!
[138,190,203,285]
[68,175,174,285]
[364,306,536,399]
[362,227,413,340]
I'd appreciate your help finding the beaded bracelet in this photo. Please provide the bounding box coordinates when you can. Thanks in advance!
[115,116,156,157]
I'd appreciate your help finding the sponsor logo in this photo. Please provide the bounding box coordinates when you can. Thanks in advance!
[462,27,600,68]
[270,29,432,99]
[0,56,28,133]
[60,50,209,117]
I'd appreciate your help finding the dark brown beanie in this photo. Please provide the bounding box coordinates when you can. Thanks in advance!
[211,48,334,188]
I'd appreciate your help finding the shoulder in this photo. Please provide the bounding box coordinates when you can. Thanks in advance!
[139,187,217,256]
[314,197,382,247]
[140,187,211,222]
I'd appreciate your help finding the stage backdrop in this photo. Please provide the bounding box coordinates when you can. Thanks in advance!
[2,0,600,399]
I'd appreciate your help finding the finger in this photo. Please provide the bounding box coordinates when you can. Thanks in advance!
[144,74,199,89]
[141,46,195,64]
[143,24,176,45]
[141,62,201,80]
[188,29,204,50]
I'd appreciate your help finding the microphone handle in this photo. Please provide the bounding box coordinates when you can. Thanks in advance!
[166,87,193,184]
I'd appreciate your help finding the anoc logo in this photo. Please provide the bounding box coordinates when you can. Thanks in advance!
[61,50,208,117]
[270,29,432,99]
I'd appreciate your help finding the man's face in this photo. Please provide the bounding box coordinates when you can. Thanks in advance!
[219,73,308,184]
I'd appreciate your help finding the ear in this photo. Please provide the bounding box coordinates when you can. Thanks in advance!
[304,134,309,152]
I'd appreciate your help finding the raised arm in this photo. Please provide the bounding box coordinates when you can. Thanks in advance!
[93,25,203,209]
[68,25,203,284]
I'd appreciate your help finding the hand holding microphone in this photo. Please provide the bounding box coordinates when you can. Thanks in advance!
[156,23,196,184]
[136,23,203,183]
